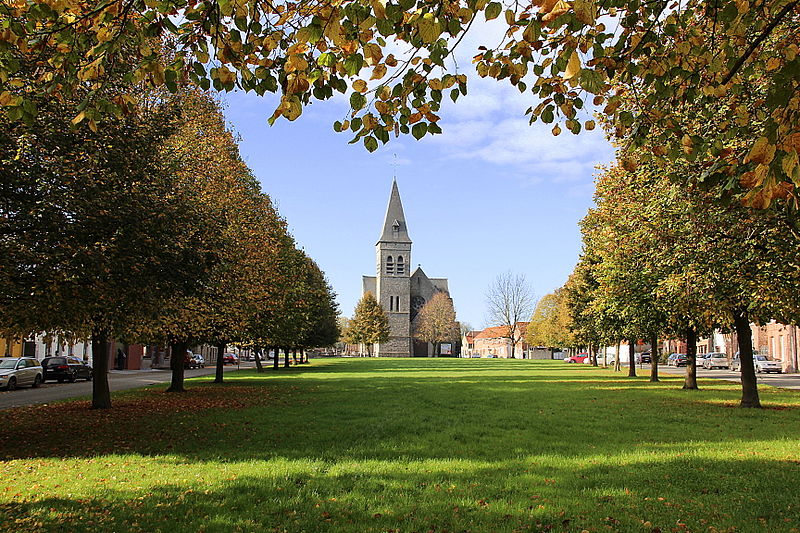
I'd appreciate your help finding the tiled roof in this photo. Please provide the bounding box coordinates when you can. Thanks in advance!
[475,323,528,339]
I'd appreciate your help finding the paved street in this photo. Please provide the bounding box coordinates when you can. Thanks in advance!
[650,364,800,390]
[0,362,257,410]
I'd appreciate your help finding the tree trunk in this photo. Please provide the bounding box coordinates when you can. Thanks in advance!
[292,349,298,364]
[734,309,761,408]
[284,347,291,368]
[627,339,636,377]
[273,346,279,370]
[592,344,598,366]
[214,341,225,383]
[602,345,607,368]
[615,340,622,372]
[650,333,659,382]
[91,328,112,409]
[683,328,699,390]
[254,346,264,372]
[167,340,187,392]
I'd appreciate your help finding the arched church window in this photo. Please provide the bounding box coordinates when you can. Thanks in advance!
[386,256,394,275]
[396,255,404,274]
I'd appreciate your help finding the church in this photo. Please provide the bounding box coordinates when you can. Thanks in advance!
[362,180,452,357]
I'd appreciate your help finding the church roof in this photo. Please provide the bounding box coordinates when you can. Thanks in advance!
[378,179,412,244]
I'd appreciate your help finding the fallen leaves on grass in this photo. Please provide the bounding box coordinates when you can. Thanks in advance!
[0,385,288,460]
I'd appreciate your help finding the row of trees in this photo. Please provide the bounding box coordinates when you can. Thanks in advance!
[0,82,339,409]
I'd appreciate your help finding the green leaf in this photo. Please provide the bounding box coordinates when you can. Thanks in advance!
[364,136,378,152]
[317,52,336,67]
[350,92,367,111]
[344,54,364,76]
[485,2,502,20]
[412,122,428,140]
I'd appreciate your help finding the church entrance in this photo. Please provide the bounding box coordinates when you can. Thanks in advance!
[413,339,429,357]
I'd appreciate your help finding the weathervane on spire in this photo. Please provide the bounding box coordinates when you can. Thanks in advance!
[392,153,398,181]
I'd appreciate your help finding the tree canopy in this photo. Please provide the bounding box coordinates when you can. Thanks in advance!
[2,0,797,201]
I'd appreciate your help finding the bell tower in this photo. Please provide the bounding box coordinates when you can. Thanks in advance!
[375,179,412,357]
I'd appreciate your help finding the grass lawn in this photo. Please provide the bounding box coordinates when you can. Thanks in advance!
[1,358,800,533]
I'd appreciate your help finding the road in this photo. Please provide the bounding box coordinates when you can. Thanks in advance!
[647,364,800,390]
[0,362,257,410]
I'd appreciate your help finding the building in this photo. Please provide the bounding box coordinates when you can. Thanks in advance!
[362,180,452,357]
[473,323,530,358]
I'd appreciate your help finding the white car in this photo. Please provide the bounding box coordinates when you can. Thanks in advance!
[754,355,782,373]
[703,353,729,369]
[0,357,43,390]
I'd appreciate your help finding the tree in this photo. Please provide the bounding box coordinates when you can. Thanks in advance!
[4,0,798,201]
[583,149,800,405]
[0,88,211,408]
[526,289,575,353]
[414,292,460,357]
[346,293,390,356]
[485,271,536,359]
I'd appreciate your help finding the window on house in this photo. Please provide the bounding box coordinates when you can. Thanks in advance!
[386,256,394,275]
[395,296,400,311]
[396,255,404,274]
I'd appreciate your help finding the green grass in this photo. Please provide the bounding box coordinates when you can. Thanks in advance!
[2,358,800,532]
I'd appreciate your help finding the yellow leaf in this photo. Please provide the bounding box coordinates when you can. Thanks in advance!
[541,0,570,23]
[417,13,442,44]
[780,151,798,182]
[71,111,86,125]
[552,124,561,136]
[573,0,596,24]
[370,64,387,80]
[745,137,775,165]
[564,50,580,79]
[88,119,98,133]
[766,57,781,71]
[0,91,20,106]
[584,119,595,131]
[371,0,386,19]
[681,134,693,154]
[353,79,367,93]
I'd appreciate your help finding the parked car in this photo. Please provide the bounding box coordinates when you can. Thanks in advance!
[754,355,782,373]
[668,353,688,367]
[640,352,651,364]
[566,353,589,364]
[42,356,92,383]
[703,352,729,370]
[192,354,205,368]
[222,353,239,365]
[184,351,200,369]
[0,357,43,390]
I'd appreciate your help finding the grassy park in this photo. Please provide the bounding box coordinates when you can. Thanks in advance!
[1,358,800,532]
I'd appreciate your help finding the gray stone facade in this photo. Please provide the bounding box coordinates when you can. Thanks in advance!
[362,180,451,357]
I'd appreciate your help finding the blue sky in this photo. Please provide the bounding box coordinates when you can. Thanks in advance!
[220,24,615,329]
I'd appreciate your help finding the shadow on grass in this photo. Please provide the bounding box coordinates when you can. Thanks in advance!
[1,359,797,462]
[3,454,799,532]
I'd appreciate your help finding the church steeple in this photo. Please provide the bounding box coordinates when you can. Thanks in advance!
[378,179,412,244]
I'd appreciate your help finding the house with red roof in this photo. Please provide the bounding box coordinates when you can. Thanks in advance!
[473,322,530,358]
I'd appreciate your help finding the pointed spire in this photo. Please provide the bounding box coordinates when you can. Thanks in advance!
[378,179,411,244]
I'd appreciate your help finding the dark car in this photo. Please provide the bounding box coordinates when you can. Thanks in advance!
[640,352,651,364]
[673,353,688,367]
[42,356,93,383]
